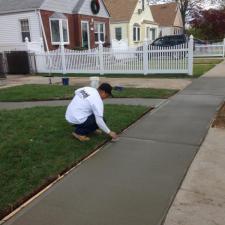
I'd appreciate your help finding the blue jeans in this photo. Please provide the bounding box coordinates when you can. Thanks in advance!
[74,114,98,135]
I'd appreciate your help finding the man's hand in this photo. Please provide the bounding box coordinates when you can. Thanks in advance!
[109,131,118,140]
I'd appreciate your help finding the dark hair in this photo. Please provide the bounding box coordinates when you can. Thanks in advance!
[98,83,113,96]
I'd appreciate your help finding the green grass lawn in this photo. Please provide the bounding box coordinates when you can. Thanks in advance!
[0,104,149,218]
[193,58,223,64]
[113,87,178,98]
[0,85,178,102]
[193,64,216,77]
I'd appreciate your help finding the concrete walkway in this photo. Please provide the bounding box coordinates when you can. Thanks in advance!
[0,75,191,90]
[164,128,225,225]
[2,62,225,225]
[163,60,225,225]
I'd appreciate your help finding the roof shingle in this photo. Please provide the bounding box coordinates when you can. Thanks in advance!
[0,0,44,14]
[150,2,178,26]
[104,0,138,22]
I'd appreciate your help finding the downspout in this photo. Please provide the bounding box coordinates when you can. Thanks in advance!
[37,9,49,52]
[37,9,52,80]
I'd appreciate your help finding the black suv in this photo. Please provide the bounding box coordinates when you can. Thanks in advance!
[151,34,188,47]
[136,34,188,59]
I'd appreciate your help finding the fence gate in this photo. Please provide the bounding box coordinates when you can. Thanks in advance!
[6,51,30,74]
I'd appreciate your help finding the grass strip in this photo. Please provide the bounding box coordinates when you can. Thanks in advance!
[0,85,177,102]
[113,87,178,98]
[0,104,149,219]
[193,58,223,65]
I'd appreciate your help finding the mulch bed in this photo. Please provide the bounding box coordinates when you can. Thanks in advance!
[212,102,225,128]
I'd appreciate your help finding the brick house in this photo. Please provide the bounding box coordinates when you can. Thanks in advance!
[0,0,110,51]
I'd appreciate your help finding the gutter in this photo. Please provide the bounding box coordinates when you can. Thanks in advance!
[0,8,38,16]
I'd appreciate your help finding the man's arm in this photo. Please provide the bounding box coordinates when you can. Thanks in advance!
[95,116,118,139]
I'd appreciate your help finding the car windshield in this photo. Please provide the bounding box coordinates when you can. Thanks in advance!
[153,37,164,45]
[152,35,186,46]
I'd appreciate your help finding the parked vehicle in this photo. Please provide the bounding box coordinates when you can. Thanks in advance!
[193,38,208,45]
[136,34,188,60]
[151,34,188,47]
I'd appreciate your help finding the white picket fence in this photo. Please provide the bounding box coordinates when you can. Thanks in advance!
[35,37,194,75]
[194,39,225,58]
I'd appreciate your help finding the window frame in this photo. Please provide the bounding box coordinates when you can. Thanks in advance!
[49,18,70,45]
[150,28,156,40]
[81,20,90,49]
[115,27,122,41]
[133,25,140,42]
[19,18,31,42]
[94,22,105,44]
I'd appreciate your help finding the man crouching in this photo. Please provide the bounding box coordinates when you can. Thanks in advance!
[65,83,118,142]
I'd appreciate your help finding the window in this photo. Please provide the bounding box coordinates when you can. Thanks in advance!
[94,23,105,43]
[150,28,156,40]
[50,19,69,45]
[20,19,31,42]
[115,27,122,41]
[81,21,90,48]
[133,25,140,42]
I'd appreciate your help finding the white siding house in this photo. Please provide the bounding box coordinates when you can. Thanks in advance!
[0,11,41,43]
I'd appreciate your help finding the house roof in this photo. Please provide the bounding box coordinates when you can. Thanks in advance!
[72,0,84,13]
[150,2,178,26]
[0,0,44,14]
[104,0,138,22]
[0,0,109,16]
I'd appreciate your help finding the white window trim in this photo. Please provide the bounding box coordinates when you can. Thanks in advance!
[94,22,105,44]
[115,27,122,41]
[19,18,32,42]
[133,25,140,42]
[81,20,90,49]
[49,18,70,45]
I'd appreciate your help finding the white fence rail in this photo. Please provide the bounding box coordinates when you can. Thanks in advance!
[194,39,225,57]
[35,37,194,75]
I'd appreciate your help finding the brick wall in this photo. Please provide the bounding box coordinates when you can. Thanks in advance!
[40,10,110,50]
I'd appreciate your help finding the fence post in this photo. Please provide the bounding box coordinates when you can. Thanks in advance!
[143,39,148,75]
[25,37,29,51]
[60,42,67,76]
[98,41,104,75]
[188,35,194,76]
[223,38,225,58]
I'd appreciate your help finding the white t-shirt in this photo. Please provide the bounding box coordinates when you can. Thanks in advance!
[65,87,110,134]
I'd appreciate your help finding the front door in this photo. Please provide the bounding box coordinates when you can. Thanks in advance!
[81,21,90,49]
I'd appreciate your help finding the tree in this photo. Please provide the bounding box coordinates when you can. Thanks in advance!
[190,8,225,40]
[148,0,224,28]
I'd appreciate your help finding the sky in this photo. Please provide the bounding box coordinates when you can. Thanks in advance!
[148,0,221,9]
